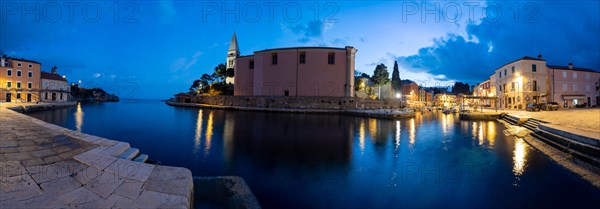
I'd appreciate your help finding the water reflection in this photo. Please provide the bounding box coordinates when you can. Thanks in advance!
[487,121,496,146]
[74,102,84,132]
[409,118,415,146]
[513,138,528,176]
[394,120,400,150]
[205,111,214,156]
[359,120,366,153]
[193,109,203,155]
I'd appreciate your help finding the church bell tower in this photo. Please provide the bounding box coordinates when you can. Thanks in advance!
[225,32,239,84]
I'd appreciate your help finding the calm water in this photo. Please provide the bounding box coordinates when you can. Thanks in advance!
[28,100,599,208]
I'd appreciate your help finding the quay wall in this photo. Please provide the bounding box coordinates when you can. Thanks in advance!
[459,113,502,120]
[191,95,403,110]
[5,102,77,113]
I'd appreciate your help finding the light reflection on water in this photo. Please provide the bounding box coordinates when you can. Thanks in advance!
[193,109,203,155]
[74,102,84,132]
[26,102,600,209]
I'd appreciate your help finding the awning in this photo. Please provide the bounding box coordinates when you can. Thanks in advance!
[562,95,586,100]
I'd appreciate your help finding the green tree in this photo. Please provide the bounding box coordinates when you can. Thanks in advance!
[214,64,227,83]
[391,61,401,92]
[371,63,390,99]
[189,80,201,91]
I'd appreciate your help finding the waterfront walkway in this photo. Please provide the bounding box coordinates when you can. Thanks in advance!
[480,108,600,139]
[0,106,193,208]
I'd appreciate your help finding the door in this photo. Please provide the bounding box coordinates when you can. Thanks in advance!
[588,97,591,107]
[27,93,31,102]
[6,93,11,102]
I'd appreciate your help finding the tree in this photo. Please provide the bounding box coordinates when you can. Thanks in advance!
[391,61,401,92]
[371,64,390,99]
[451,82,472,95]
[189,80,201,91]
[226,68,234,78]
[214,64,227,83]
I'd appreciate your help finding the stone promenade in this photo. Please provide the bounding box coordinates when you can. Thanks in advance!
[0,107,193,208]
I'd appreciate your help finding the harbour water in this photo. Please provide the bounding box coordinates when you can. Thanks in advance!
[28,100,600,208]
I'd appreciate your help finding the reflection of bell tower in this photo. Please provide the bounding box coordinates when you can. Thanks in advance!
[225,32,239,84]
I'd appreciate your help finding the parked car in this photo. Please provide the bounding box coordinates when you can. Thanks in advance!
[526,104,541,112]
[544,102,559,111]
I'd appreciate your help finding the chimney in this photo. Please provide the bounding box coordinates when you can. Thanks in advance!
[537,54,542,59]
[568,63,573,70]
[0,57,4,67]
[51,66,57,74]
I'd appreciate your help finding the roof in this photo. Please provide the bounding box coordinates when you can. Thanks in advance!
[494,56,546,72]
[229,32,239,52]
[254,46,347,53]
[7,58,41,64]
[547,65,598,73]
[41,72,67,81]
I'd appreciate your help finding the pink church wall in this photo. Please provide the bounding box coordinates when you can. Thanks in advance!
[235,47,356,97]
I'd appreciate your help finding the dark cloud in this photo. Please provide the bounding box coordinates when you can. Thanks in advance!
[396,1,600,84]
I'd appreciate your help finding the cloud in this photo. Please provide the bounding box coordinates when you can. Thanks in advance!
[93,73,102,78]
[170,51,203,72]
[286,20,337,44]
[395,1,600,85]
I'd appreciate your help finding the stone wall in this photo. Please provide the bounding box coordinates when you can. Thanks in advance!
[191,95,403,110]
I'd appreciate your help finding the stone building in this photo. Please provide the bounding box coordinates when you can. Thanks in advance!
[487,55,599,109]
[548,63,600,107]
[234,45,357,97]
[41,66,70,102]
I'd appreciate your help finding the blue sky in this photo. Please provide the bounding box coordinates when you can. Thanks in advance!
[1,0,599,99]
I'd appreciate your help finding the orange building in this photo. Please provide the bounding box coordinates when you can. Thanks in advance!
[0,57,41,102]
[401,82,419,101]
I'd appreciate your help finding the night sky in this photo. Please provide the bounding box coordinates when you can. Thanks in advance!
[1,0,598,99]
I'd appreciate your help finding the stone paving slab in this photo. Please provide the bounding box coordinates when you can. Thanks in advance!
[0,107,193,208]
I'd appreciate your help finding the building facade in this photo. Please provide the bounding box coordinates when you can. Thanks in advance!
[486,55,599,109]
[401,82,419,102]
[493,56,549,109]
[234,46,357,97]
[41,66,70,102]
[548,64,600,107]
[0,57,41,102]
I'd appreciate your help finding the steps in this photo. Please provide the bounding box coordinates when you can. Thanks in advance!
[118,148,140,160]
[501,113,600,167]
[110,145,149,163]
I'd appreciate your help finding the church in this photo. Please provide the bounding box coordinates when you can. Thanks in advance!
[226,33,357,97]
